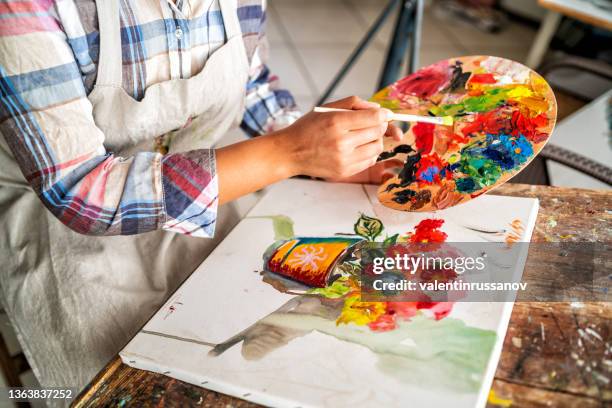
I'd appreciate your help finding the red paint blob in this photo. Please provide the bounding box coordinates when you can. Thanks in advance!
[415,153,451,186]
[413,122,435,153]
[511,110,549,143]
[461,108,508,137]
[391,61,452,98]
[469,73,496,84]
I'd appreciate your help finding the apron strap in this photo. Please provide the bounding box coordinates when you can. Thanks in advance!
[95,0,123,88]
[219,0,242,39]
[94,0,240,88]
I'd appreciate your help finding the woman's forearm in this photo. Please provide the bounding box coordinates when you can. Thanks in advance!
[216,130,299,205]
[216,96,397,206]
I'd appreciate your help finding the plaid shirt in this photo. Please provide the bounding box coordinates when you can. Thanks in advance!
[0,0,299,237]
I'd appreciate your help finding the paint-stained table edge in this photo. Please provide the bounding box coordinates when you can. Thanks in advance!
[72,183,612,407]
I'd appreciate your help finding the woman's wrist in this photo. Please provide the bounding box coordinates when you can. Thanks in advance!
[269,127,304,179]
[216,127,303,205]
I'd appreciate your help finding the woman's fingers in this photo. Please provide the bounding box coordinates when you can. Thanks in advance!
[385,122,404,141]
[351,98,381,110]
[287,95,407,181]
[328,108,390,132]
[343,123,388,148]
[340,139,401,180]
[353,139,384,163]
[321,96,391,131]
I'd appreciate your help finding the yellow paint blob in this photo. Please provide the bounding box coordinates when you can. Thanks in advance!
[506,85,534,99]
[505,85,549,116]
[488,389,512,407]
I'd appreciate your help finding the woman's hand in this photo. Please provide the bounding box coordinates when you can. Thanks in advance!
[280,96,402,180]
[216,96,403,204]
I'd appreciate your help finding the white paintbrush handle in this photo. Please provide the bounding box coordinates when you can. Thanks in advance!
[390,113,447,125]
[313,107,451,126]
[314,107,359,114]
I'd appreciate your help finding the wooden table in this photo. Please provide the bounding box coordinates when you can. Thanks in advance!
[73,184,611,408]
[526,0,612,68]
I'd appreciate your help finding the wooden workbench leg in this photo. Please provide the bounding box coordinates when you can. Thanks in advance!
[526,10,562,69]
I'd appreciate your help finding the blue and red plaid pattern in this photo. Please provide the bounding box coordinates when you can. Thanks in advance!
[0,0,300,237]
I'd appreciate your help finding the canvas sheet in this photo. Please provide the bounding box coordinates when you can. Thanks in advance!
[121,179,539,408]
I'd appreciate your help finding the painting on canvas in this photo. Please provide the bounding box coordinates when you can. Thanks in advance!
[120,179,539,408]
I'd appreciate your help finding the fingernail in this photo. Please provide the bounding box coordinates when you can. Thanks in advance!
[367,101,381,108]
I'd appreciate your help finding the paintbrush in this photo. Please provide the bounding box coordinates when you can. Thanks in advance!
[313,106,454,126]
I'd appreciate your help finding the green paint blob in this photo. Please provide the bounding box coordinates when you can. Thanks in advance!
[454,153,502,193]
[307,277,351,299]
[432,87,513,116]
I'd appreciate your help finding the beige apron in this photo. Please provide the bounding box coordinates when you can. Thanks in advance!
[0,0,248,390]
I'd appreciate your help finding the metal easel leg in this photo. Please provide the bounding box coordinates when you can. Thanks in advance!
[378,0,422,90]
[407,0,423,75]
[316,0,400,105]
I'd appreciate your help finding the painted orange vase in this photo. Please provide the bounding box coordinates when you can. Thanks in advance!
[265,237,363,287]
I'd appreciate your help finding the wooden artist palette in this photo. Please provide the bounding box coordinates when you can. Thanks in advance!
[371,55,557,212]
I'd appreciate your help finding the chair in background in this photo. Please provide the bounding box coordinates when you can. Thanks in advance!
[512,143,612,186]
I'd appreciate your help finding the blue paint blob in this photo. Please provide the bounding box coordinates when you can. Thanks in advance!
[418,166,440,183]
[455,177,477,193]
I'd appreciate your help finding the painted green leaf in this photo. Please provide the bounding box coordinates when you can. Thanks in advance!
[249,215,295,240]
[354,214,384,241]
[307,278,351,299]
[271,216,295,241]
[383,234,399,247]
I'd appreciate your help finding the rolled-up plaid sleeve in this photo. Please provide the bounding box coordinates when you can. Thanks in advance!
[0,1,217,237]
[239,3,301,137]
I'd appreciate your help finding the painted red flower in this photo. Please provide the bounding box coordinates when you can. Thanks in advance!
[367,302,420,332]
[387,301,418,319]
[410,219,448,243]
[386,243,415,258]
[417,301,455,320]
[430,302,454,320]
[368,313,397,332]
